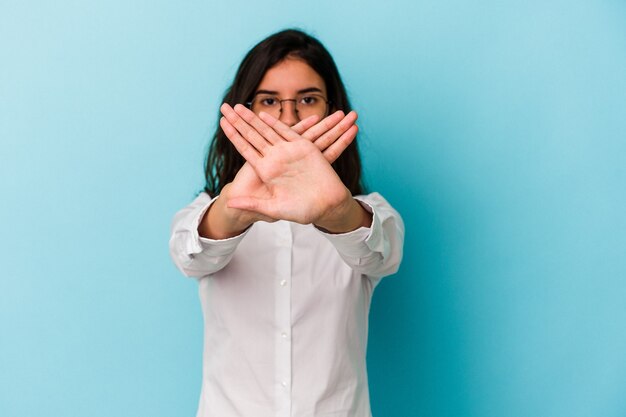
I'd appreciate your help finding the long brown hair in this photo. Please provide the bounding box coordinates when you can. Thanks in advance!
[204,29,364,196]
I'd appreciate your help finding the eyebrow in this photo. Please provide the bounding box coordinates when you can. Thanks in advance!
[254,87,324,96]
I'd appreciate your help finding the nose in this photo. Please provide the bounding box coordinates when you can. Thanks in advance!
[278,101,299,127]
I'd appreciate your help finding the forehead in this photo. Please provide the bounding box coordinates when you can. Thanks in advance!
[256,58,326,94]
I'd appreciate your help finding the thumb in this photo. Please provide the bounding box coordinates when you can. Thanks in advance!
[227,196,275,218]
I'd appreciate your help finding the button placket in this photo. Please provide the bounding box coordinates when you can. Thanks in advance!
[274,221,293,417]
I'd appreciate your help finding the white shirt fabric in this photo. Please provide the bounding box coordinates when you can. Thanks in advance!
[169,191,404,417]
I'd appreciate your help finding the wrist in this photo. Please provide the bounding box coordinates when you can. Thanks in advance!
[199,190,253,239]
[315,194,372,234]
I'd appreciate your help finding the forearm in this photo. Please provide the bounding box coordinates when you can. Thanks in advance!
[314,193,373,234]
[198,186,253,240]
[169,192,249,278]
[318,192,405,281]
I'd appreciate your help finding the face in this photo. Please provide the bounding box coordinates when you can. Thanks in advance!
[251,58,328,126]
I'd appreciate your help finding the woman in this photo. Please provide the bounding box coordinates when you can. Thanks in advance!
[169,29,404,417]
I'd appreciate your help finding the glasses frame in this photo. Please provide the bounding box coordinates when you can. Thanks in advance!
[246,93,331,119]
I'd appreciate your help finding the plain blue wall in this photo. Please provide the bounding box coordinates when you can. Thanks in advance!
[1,1,625,416]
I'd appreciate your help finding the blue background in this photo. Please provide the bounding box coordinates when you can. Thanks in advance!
[1,1,625,416]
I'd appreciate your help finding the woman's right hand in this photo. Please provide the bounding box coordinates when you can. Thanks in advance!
[198,110,358,239]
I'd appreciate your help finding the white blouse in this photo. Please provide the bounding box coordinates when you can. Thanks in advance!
[169,191,404,417]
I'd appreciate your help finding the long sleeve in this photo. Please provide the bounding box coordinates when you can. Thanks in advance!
[168,192,249,278]
[317,192,405,287]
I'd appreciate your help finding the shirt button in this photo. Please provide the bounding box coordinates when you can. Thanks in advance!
[281,381,287,387]
[280,279,287,286]
[281,332,288,339]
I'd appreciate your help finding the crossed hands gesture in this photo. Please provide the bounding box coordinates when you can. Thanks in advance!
[199,103,372,239]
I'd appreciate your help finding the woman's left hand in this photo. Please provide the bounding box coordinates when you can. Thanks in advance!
[219,103,371,233]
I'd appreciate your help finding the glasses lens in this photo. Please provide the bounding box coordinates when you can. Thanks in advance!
[250,94,328,119]
[295,94,327,118]
[250,94,282,118]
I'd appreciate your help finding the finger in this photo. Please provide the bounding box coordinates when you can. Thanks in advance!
[323,124,358,163]
[220,117,261,165]
[258,111,303,142]
[233,104,284,145]
[314,111,358,152]
[292,114,320,135]
[301,110,345,142]
[221,103,271,153]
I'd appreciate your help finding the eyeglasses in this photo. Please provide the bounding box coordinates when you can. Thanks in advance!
[247,93,330,120]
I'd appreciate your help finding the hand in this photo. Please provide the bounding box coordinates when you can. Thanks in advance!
[220,104,369,232]
[219,103,359,222]
[221,103,359,162]
[198,105,359,239]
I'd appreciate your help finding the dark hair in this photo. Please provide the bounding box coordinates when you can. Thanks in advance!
[204,29,364,196]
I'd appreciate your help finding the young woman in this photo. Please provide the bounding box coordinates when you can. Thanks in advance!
[169,29,404,417]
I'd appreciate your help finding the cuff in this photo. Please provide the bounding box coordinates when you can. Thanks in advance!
[317,197,383,257]
[187,195,249,257]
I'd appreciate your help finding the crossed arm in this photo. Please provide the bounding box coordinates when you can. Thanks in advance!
[198,104,372,240]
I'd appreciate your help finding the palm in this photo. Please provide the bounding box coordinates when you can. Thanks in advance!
[233,139,349,224]
[229,162,265,197]
[224,115,328,224]
[226,162,274,224]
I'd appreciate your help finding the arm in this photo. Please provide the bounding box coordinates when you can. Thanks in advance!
[169,192,250,278]
[318,192,405,287]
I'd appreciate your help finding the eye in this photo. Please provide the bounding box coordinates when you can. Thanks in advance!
[299,95,318,106]
[260,97,278,106]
